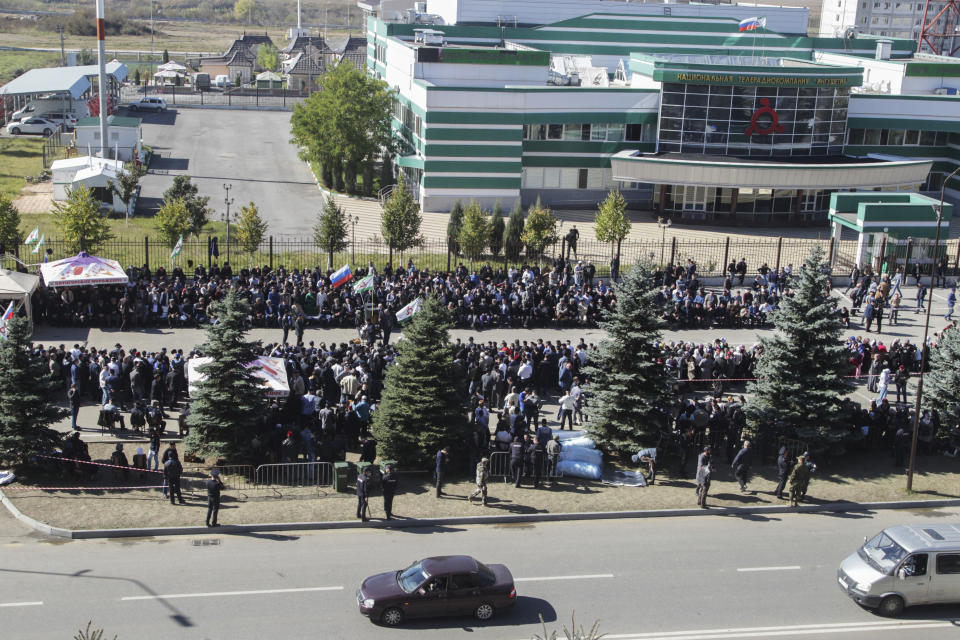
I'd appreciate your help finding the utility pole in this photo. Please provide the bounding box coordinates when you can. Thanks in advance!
[57,24,65,65]
[95,0,108,158]
[151,1,156,70]
[222,183,235,265]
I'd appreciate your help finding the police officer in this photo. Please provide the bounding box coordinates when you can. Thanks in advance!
[381,464,398,520]
[356,467,371,522]
[206,469,224,527]
[164,452,185,505]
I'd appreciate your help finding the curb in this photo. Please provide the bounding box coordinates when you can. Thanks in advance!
[3,488,959,540]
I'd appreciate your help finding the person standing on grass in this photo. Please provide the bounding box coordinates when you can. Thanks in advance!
[356,467,371,522]
[788,454,812,507]
[164,452,185,505]
[773,446,791,499]
[434,447,449,498]
[696,457,712,509]
[206,469,224,527]
[381,464,398,520]
[731,440,753,492]
[468,458,489,506]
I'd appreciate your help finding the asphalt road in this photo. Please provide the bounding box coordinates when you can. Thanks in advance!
[133,108,322,236]
[2,506,959,639]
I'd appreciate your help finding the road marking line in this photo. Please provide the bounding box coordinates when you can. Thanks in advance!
[0,601,43,608]
[514,573,614,582]
[121,586,343,601]
[601,619,957,640]
[736,565,802,572]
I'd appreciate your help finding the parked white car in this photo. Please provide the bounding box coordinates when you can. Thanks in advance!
[6,117,59,136]
[40,112,79,130]
[127,97,167,112]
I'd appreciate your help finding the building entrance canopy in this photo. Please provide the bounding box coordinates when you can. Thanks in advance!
[610,151,933,191]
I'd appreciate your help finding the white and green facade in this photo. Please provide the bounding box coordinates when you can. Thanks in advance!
[364,0,960,224]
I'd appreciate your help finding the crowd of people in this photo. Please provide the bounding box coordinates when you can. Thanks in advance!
[31,255,618,333]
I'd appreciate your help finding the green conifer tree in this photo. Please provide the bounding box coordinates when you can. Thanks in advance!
[924,326,960,428]
[489,201,505,257]
[185,288,267,461]
[370,297,468,469]
[446,200,464,259]
[0,316,66,466]
[583,261,673,453]
[745,246,852,446]
[503,200,525,262]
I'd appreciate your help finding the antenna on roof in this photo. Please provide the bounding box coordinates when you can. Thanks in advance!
[499,25,505,48]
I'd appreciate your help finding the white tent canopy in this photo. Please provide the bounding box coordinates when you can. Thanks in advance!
[39,252,128,288]
[187,356,290,397]
[157,61,187,72]
[153,70,184,80]
[0,269,39,323]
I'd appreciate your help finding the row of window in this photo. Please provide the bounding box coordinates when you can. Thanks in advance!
[521,167,644,191]
[857,1,925,10]
[393,101,422,139]
[846,128,951,146]
[521,123,653,142]
[662,84,847,100]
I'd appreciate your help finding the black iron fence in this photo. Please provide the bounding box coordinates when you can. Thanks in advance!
[8,235,960,279]
[120,85,307,109]
[41,129,76,168]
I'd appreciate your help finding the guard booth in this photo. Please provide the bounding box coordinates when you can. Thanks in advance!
[828,192,953,275]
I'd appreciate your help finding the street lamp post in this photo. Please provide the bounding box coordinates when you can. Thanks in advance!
[658,216,672,269]
[906,165,960,492]
[222,183,234,265]
[351,215,359,264]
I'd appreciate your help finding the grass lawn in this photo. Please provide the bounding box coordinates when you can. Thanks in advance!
[0,50,63,85]
[18,212,229,242]
[0,137,44,199]
[8,439,960,531]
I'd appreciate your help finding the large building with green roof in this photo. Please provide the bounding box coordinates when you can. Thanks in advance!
[362,0,960,224]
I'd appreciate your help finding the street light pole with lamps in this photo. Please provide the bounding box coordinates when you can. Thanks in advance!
[906,165,960,492]
[222,183,234,265]
[657,216,672,269]
[351,215,359,264]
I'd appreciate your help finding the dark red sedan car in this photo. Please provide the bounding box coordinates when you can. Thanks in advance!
[357,555,517,626]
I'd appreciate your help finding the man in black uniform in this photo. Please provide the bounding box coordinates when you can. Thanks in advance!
[381,464,398,520]
[164,452,185,505]
[356,467,371,521]
[206,469,224,527]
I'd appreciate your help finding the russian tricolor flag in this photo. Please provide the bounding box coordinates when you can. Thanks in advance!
[1,301,13,323]
[330,264,353,288]
[739,16,765,31]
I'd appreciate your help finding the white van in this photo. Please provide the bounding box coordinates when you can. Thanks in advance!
[212,74,232,89]
[838,524,960,616]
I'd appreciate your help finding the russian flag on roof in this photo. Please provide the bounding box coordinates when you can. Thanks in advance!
[330,264,353,288]
[738,16,765,31]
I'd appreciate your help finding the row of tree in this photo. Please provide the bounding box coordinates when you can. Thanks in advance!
[4,247,960,472]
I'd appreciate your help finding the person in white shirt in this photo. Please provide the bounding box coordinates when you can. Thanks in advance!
[518,360,533,384]
[558,390,577,430]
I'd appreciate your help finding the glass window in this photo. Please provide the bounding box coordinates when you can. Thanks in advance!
[524,167,544,188]
[581,124,591,141]
[587,168,603,189]
[863,129,882,145]
[919,130,937,145]
[859,532,908,575]
[662,91,685,106]
[543,168,561,189]
[563,124,582,141]
[449,574,479,590]
[578,168,588,189]
[559,168,579,189]
[936,553,960,576]
[590,123,607,141]
[935,131,948,145]
[607,124,625,141]
[547,124,563,140]
[685,93,708,107]
[625,124,644,141]
[904,130,919,144]
[900,554,928,577]
[887,129,905,146]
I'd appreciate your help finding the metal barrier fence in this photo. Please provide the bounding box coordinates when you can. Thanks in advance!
[10,235,960,280]
[120,85,307,110]
[253,462,334,487]
[488,450,560,482]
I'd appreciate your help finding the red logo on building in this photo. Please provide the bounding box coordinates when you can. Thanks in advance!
[744,98,786,137]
